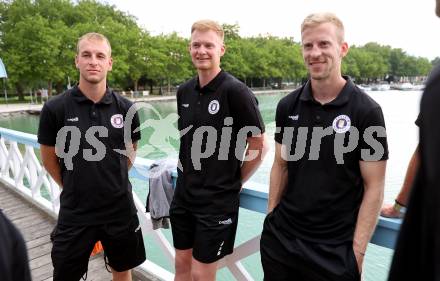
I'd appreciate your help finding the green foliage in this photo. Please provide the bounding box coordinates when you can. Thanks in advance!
[0,0,434,96]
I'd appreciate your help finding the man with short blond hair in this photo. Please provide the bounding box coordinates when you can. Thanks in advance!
[170,19,268,281]
[38,32,145,281]
[260,13,388,281]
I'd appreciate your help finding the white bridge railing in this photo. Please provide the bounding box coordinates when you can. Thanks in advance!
[0,127,401,281]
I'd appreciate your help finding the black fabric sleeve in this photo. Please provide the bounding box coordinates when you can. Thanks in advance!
[131,109,141,142]
[176,88,182,131]
[37,103,57,146]
[228,83,265,134]
[358,106,389,161]
[0,211,31,281]
[274,98,287,144]
[415,112,421,127]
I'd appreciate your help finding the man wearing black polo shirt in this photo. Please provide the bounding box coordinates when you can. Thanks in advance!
[170,20,268,281]
[260,13,388,281]
[0,210,31,281]
[38,33,145,281]
[388,1,440,279]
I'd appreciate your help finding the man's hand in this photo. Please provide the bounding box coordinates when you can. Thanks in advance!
[380,203,403,218]
[353,247,365,275]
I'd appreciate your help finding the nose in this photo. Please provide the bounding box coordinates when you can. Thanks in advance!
[309,45,322,58]
[89,55,99,65]
[197,45,207,55]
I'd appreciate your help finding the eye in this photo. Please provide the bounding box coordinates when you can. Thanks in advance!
[192,43,200,48]
[319,41,330,48]
[303,43,313,50]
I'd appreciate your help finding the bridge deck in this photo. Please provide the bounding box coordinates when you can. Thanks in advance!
[0,184,112,281]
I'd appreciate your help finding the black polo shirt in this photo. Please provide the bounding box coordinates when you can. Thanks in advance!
[174,70,265,214]
[0,210,31,281]
[388,65,440,281]
[271,77,388,244]
[38,86,141,225]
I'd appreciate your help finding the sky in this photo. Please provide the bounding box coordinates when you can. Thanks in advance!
[102,0,440,60]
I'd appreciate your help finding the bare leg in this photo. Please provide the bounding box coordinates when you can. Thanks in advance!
[112,269,131,281]
[191,258,218,281]
[175,249,193,281]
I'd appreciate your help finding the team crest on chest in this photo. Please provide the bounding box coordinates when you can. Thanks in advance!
[332,114,351,133]
[208,100,220,114]
[110,114,124,128]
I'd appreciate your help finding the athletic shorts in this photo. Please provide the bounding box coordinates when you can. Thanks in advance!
[50,215,146,281]
[169,203,239,264]
[260,213,360,281]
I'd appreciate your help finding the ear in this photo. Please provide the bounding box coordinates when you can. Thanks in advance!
[220,43,226,57]
[75,55,79,69]
[340,42,349,58]
[108,57,113,71]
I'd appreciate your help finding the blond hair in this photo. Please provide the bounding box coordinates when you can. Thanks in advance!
[301,13,345,43]
[76,32,112,56]
[191,20,224,42]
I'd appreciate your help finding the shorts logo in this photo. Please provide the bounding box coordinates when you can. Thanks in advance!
[332,114,351,133]
[208,100,220,115]
[288,115,299,121]
[218,218,232,225]
[110,114,124,128]
[217,241,225,256]
[67,117,79,122]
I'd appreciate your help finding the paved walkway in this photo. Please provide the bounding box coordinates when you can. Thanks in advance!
[0,183,159,281]
[0,89,291,114]
[0,95,177,114]
[0,103,43,114]
[0,184,112,281]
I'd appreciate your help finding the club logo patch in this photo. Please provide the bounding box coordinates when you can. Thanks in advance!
[110,114,124,128]
[208,100,220,114]
[332,114,351,133]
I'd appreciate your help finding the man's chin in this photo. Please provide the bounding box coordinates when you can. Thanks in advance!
[84,77,104,84]
[310,73,328,80]
[195,65,212,71]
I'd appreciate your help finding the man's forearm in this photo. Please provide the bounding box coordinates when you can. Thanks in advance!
[40,145,63,188]
[353,182,384,254]
[267,161,288,212]
[241,135,268,183]
[44,162,63,188]
[127,142,138,170]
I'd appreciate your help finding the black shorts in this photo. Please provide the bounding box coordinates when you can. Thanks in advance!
[169,203,239,264]
[51,215,146,281]
[260,213,360,281]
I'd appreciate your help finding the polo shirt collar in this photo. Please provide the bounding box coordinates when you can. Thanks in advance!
[72,85,113,104]
[194,70,226,93]
[300,76,355,106]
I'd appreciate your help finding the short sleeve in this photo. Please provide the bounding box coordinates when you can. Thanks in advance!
[415,112,421,127]
[228,83,265,134]
[37,103,58,146]
[274,99,287,144]
[358,107,389,161]
[131,108,141,143]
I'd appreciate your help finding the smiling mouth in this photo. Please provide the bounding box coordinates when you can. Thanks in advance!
[309,61,325,65]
